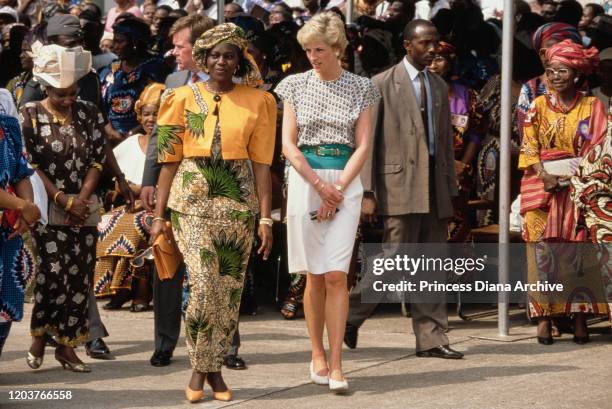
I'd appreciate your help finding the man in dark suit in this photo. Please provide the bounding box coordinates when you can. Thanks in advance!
[141,15,246,370]
[344,20,463,359]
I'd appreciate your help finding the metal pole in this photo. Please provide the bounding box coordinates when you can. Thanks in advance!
[217,0,225,24]
[346,0,354,24]
[498,0,515,337]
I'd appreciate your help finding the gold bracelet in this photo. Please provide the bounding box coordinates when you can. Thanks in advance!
[53,191,63,204]
[260,217,273,226]
[91,162,103,172]
[64,196,74,212]
[153,217,166,223]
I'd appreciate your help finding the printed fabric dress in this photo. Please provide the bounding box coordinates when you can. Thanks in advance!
[101,58,168,135]
[0,115,34,326]
[156,83,275,372]
[21,101,106,346]
[518,92,609,318]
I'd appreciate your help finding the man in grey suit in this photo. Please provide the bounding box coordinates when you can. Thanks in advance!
[344,20,463,359]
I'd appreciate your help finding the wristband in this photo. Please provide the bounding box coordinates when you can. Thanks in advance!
[53,191,63,204]
[259,218,273,227]
[64,196,74,212]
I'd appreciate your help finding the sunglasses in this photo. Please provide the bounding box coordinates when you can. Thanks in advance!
[130,246,154,268]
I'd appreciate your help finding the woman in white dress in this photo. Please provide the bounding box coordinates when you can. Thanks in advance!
[275,12,379,393]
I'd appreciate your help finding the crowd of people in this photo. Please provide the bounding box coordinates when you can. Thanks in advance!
[0,0,611,402]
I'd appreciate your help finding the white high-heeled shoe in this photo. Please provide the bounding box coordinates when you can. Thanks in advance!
[329,377,349,394]
[309,361,329,385]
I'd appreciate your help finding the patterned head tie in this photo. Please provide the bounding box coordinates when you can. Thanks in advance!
[436,41,456,59]
[531,22,581,52]
[135,82,166,122]
[545,39,600,75]
[192,23,263,87]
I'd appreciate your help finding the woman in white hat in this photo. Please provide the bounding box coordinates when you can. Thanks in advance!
[21,44,106,373]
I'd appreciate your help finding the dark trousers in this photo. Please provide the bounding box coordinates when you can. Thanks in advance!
[87,270,108,342]
[153,263,185,353]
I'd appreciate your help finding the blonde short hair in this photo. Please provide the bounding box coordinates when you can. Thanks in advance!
[297,12,348,55]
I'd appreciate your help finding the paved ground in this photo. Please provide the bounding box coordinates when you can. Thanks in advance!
[1,302,611,409]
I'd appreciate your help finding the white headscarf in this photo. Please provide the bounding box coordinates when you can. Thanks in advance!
[32,42,92,89]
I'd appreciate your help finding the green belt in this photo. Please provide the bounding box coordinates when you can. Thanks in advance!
[300,144,354,170]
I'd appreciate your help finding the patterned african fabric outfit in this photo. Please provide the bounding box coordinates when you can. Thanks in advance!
[101,57,167,134]
[518,93,609,318]
[157,83,275,372]
[6,71,32,107]
[571,122,612,323]
[93,207,153,297]
[0,115,34,327]
[447,82,480,242]
[474,75,521,227]
[517,76,590,143]
[517,76,548,143]
[21,101,106,346]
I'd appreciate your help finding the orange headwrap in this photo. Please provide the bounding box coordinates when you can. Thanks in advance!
[135,83,165,122]
[545,39,600,75]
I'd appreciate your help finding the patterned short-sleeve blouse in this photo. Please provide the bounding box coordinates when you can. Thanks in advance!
[274,70,380,148]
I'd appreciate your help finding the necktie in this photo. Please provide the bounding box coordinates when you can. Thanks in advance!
[418,71,429,141]
[192,72,199,84]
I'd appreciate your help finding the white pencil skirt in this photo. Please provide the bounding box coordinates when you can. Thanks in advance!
[286,167,363,275]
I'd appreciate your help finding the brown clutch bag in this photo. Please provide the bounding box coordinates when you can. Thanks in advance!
[152,222,183,281]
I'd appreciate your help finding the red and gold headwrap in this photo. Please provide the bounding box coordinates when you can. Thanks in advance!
[545,39,600,75]
[437,41,456,59]
[192,23,262,87]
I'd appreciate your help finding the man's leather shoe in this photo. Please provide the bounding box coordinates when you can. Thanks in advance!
[223,354,247,370]
[344,323,358,349]
[150,350,172,367]
[85,338,114,360]
[416,345,464,359]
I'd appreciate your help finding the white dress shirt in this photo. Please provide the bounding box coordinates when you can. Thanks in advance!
[403,57,435,155]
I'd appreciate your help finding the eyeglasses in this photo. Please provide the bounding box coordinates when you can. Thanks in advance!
[545,68,571,78]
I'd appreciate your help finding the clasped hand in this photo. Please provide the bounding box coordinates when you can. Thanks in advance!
[65,197,93,226]
[315,181,343,222]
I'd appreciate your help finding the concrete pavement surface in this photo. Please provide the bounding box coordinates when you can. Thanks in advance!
[1,302,611,409]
